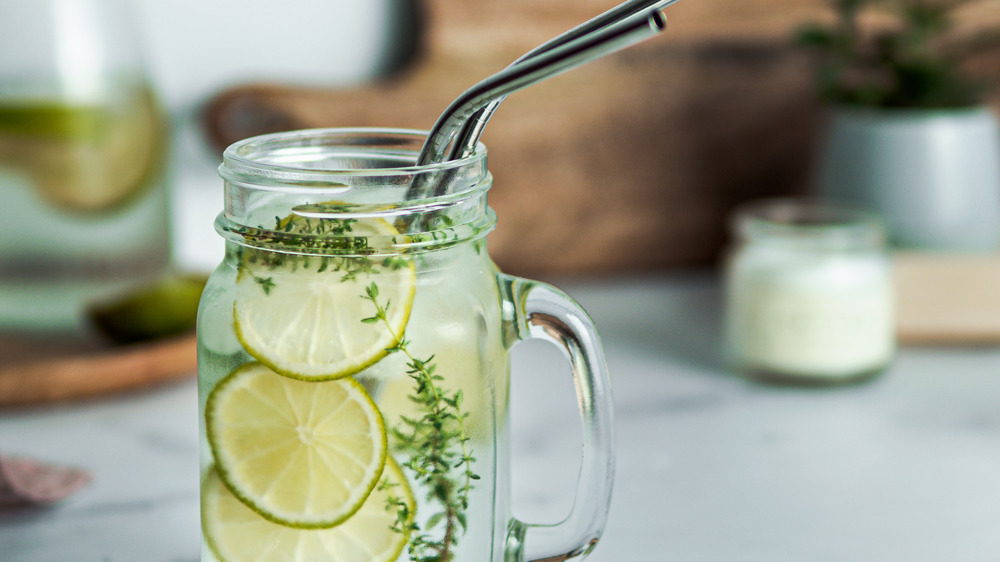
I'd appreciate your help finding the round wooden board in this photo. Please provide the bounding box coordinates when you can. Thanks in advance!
[0,332,196,407]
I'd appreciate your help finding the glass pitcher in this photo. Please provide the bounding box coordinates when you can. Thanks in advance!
[0,0,171,332]
[197,128,614,562]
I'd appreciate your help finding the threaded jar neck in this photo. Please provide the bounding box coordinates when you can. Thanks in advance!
[215,128,495,256]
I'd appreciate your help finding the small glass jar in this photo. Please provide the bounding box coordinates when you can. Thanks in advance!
[724,199,895,385]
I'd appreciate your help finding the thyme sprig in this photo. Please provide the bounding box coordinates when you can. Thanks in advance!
[362,282,479,562]
[239,215,380,283]
[237,210,480,560]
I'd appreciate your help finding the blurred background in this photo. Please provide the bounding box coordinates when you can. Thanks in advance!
[3,0,1000,559]
[136,0,414,274]
[165,0,1000,355]
[5,0,999,279]
[184,0,1000,276]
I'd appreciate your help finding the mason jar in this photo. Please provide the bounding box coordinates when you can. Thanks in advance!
[725,199,895,385]
[197,128,615,562]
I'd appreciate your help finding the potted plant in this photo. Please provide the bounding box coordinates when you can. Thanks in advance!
[798,0,1000,251]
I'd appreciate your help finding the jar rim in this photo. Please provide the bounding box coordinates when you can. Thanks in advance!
[215,127,495,256]
[733,198,886,249]
[220,127,487,184]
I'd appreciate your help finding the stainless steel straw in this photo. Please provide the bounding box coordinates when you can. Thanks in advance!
[438,0,681,165]
[412,6,668,184]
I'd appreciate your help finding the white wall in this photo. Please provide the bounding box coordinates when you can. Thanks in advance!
[127,0,394,271]
[131,0,392,109]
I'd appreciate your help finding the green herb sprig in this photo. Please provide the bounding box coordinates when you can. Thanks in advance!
[362,282,479,562]
[238,215,380,283]
[238,210,481,560]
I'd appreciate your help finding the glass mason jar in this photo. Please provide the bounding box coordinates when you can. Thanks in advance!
[0,0,171,332]
[724,199,895,385]
[197,128,614,562]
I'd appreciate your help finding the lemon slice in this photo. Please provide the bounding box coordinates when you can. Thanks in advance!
[234,216,415,381]
[202,457,414,562]
[206,362,388,529]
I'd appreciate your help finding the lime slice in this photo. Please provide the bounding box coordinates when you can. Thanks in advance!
[0,87,166,213]
[202,457,414,562]
[206,362,388,528]
[0,103,108,140]
[234,216,415,381]
[87,274,207,343]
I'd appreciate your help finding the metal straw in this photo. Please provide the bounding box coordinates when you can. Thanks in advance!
[440,0,681,165]
[413,6,668,182]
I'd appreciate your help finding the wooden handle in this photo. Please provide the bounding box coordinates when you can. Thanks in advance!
[0,334,196,406]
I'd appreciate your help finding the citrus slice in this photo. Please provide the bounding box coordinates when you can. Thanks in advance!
[234,216,415,381]
[87,273,207,343]
[0,87,166,213]
[202,457,414,562]
[206,362,388,529]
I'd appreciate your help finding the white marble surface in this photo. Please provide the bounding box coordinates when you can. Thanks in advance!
[2,272,999,561]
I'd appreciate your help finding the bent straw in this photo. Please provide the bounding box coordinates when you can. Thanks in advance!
[441,0,681,164]
[416,6,667,168]
[408,9,667,199]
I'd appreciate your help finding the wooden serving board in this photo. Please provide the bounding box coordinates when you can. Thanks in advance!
[0,333,196,407]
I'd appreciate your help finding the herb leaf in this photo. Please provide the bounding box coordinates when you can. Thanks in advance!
[364,284,479,562]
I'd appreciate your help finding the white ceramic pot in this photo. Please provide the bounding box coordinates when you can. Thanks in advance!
[815,106,1000,252]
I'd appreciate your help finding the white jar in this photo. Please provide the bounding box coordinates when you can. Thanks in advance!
[725,199,895,384]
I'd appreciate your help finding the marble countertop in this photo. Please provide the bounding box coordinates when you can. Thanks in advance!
[2,272,999,561]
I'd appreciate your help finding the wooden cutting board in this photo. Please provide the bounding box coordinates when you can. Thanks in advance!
[895,253,1000,345]
[0,333,196,407]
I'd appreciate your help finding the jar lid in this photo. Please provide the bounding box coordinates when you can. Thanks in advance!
[732,199,886,250]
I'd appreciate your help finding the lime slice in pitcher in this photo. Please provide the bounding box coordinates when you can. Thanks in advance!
[0,102,107,139]
[205,362,388,529]
[234,216,415,381]
[202,457,414,562]
[0,88,165,213]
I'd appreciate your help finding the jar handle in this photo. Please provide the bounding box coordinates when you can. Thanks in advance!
[501,275,615,561]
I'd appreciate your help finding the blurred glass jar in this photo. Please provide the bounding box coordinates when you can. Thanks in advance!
[724,199,895,385]
[0,0,171,333]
